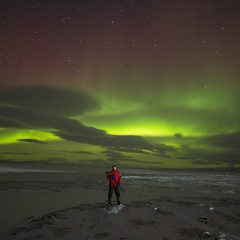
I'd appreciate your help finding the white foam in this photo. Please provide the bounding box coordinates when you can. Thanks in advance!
[104,204,125,214]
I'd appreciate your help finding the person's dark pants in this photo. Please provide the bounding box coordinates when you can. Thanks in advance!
[108,185,121,204]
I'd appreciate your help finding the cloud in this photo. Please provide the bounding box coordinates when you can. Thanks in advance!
[0,117,30,128]
[206,132,240,149]
[179,143,240,166]
[0,85,99,116]
[71,150,94,155]
[17,139,47,144]
[0,97,182,161]
[0,105,105,135]
[204,152,240,165]
[56,131,162,152]
[2,85,239,167]
[0,152,33,155]
[174,133,182,138]
[0,102,170,155]
[103,150,134,162]
[53,150,95,155]
[107,146,150,154]
[0,95,167,155]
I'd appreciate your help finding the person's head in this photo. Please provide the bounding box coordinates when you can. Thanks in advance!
[112,165,117,171]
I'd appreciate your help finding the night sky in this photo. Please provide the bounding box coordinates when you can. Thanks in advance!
[0,0,240,168]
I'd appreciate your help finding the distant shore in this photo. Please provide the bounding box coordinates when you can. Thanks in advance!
[0,160,239,172]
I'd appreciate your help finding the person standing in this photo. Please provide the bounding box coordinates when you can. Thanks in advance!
[107,165,121,205]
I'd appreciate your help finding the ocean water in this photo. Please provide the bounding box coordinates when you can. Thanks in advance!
[122,168,240,195]
[0,166,239,195]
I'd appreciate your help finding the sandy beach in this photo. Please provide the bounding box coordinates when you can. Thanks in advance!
[0,164,240,240]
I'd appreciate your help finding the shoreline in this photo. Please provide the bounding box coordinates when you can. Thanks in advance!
[1,161,240,173]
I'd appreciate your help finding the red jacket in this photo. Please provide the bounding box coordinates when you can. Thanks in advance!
[107,169,121,187]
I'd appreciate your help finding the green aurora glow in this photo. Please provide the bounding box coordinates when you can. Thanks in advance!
[0,1,240,168]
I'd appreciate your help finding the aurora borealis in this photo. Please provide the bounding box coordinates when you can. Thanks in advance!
[0,0,240,168]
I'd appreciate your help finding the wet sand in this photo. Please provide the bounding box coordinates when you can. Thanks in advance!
[0,164,239,239]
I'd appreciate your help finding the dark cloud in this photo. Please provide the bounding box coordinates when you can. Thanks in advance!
[5,85,239,167]
[0,102,175,156]
[154,143,176,154]
[0,152,33,155]
[0,101,174,156]
[103,150,134,162]
[53,150,94,155]
[0,118,25,128]
[44,157,67,163]
[154,153,172,158]
[181,144,240,166]
[206,132,240,149]
[0,85,99,116]
[72,150,94,155]
[176,156,191,160]
[0,105,105,135]
[174,133,182,138]
[57,131,165,152]
[18,139,47,144]
[191,160,210,165]
[180,132,240,165]
[204,152,240,165]
[108,146,150,154]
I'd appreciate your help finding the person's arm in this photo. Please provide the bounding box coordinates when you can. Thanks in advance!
[117,172,121,183]
[107,171,114,180]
